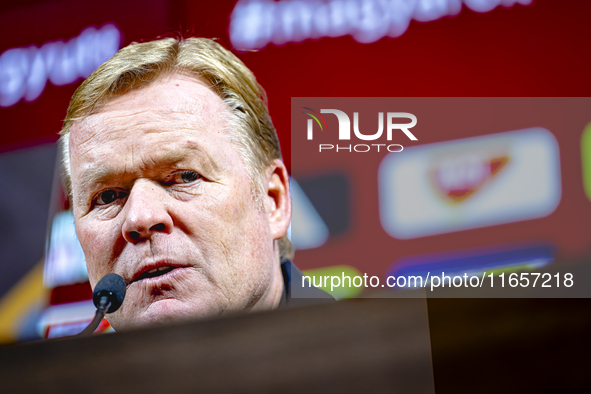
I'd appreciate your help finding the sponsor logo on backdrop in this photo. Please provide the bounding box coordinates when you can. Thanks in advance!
[230,0,532,50]
[303,106,417,152]
[387,243,555,289]
[581,122,591,202]
[378,128,561,239]
[431,149,510,204]
[0,24,121,107]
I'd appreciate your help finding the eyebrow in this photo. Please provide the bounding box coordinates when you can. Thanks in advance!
[79,162,129,189]
[76,142,218,196]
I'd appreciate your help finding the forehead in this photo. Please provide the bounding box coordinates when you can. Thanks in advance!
[70,73,228,145]
[68,74,239,179]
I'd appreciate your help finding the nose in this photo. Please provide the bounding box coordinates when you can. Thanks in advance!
[121,180,173,244]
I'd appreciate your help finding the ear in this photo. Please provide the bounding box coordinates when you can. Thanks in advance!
[264,159,291,241]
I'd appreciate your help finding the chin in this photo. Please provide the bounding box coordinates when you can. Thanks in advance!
[109,298,221,330]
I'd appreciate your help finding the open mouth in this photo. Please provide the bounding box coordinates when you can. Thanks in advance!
[134,265,179,282]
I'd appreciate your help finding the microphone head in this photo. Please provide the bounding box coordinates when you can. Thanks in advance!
[93,273,127,313]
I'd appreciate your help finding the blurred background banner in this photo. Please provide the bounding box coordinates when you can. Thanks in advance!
[228,0,534,50]
[291,97,590,298]
[0,0,590,342]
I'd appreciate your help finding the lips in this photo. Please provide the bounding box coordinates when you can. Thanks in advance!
[130,262,189,284]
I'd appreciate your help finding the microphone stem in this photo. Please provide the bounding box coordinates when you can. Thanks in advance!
[78,309,105,337]
[77,297,111,337]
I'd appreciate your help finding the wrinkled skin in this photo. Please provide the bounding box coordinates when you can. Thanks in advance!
[69,74,290,330]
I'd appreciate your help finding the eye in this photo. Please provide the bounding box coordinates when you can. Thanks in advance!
[95,189,127,206]
[174,170,201,184]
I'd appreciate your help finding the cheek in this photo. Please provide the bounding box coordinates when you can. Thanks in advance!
[190,181,252,228]
[76,218,119,283]
[187,183,270,258]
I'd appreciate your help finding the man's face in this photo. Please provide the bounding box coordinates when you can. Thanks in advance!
[69,74,286,330]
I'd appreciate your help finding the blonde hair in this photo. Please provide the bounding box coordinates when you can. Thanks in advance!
[59,37,294,261]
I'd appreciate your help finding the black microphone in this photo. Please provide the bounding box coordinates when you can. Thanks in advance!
[78,273,127,337]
